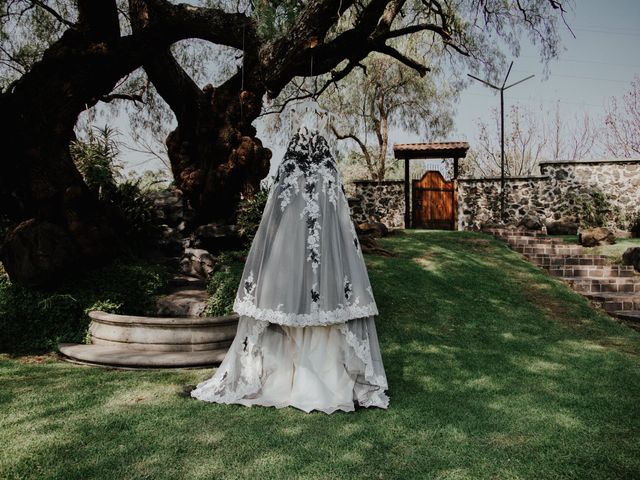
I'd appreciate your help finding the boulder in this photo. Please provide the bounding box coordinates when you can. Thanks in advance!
[179,248,216,279]
[191,223,242,253]
[517,214,544,231]
[578,227,616,247]
[0,219,78,286]
[546,217,580,235]
[356,222,389,238]
[157,226,184,257]
[150,188,185,228]
[622,247,640,272]
[357,234,395,257]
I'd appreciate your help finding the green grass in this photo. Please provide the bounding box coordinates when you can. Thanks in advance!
[586,237,640,264]
[546,235,640,264]
[2,230,640,479]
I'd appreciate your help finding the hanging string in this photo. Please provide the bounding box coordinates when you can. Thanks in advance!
[239,22,245,123]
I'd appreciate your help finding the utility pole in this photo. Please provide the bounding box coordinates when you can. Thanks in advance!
[468,62,534,222]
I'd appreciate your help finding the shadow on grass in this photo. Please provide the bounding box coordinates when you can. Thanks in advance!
[1,230,640,479]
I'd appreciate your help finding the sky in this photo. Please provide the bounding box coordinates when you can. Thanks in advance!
[446,0,640,157]
[111,0,640,178]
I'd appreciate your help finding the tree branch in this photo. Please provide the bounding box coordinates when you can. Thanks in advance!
[374,44,429,76]
[100,93,144,104]
[31,0,75,27]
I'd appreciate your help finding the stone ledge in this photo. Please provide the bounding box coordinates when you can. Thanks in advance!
[58,343,227,369]
[88,310,239,327]
[540,158,640,166]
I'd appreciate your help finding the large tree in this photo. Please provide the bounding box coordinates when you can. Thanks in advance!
[0,0,571,285]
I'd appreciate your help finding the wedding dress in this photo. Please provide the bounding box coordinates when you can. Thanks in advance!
[191,123,389,414]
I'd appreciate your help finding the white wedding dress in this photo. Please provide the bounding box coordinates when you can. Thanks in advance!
[191,125,389,414]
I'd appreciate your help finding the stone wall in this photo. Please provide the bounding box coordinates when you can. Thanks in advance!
[456,176,550,230]
[349,180,405,229]
[457,159,640,230]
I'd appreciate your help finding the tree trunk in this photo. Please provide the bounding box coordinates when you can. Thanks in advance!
[165,80,272,223]
[0,20,129,285]
[140,52,271,224]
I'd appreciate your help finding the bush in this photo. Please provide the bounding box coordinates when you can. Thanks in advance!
[237,188,270,245]
[71,126,163,253]
[203,251,246,317]
[629,210,640,238]
[109,178,163,251]
[561,187,621,228]
[0,259,170,353]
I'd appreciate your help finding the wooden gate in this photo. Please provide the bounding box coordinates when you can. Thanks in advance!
[412,171,457,230]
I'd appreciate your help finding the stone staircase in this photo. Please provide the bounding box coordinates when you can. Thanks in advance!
[58,272,238,369]
[484,227,640,330]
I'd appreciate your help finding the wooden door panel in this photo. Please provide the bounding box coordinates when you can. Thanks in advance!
[411,171,456,230]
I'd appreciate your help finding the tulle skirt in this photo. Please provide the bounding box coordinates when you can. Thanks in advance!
[191,316,389,414]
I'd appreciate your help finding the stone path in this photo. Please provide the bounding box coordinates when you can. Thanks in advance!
[484,227,640,330]
[58,273,238,369]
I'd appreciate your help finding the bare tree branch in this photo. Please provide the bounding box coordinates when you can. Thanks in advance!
[100,93,144,104]
[374,44,429,76]
[31,0,75,27]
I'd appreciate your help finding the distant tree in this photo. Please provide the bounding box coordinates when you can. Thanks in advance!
[469,104,545,177]
[544,101,601,161]
[604,74,640,157]
[467,101,602,178]
[319,38,458,181]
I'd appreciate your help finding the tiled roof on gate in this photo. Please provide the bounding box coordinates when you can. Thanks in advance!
[393,142,469,159]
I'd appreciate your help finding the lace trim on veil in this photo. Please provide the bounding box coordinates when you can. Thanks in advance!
[336,322,390,408]
[190,318,389,410]
[191,319,270,403]
[233,296,379,326]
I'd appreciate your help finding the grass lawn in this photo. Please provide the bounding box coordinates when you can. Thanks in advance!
[1,230,639,480]
[546,234,640,263]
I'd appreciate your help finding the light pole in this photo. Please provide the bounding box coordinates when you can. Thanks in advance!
[468,62,534,222]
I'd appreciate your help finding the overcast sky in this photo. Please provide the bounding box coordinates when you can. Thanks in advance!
[111,0,640,178]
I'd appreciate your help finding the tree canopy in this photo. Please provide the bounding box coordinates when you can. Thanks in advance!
[0,0,572,285]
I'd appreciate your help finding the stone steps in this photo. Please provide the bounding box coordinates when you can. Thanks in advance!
[483,227,640,330]
[512,244,584,255]
[484,227,548,238]
[529,254,608,267]
[584,292,640,312]
[548,265,636,278]
[561,277,640,293]
[499,236,564,245]
[613,311,640,329]
[155,285,209,317]
[169,274,207,288]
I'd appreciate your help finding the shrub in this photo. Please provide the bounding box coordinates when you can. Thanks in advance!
[70,126,163,253]
[561,187,621,228]
[629,210,640,238]
[70,125,121,196]
[203,251,247,317]
[109,178,162,251]
[237,188,270,244]
[0,259,170,353]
